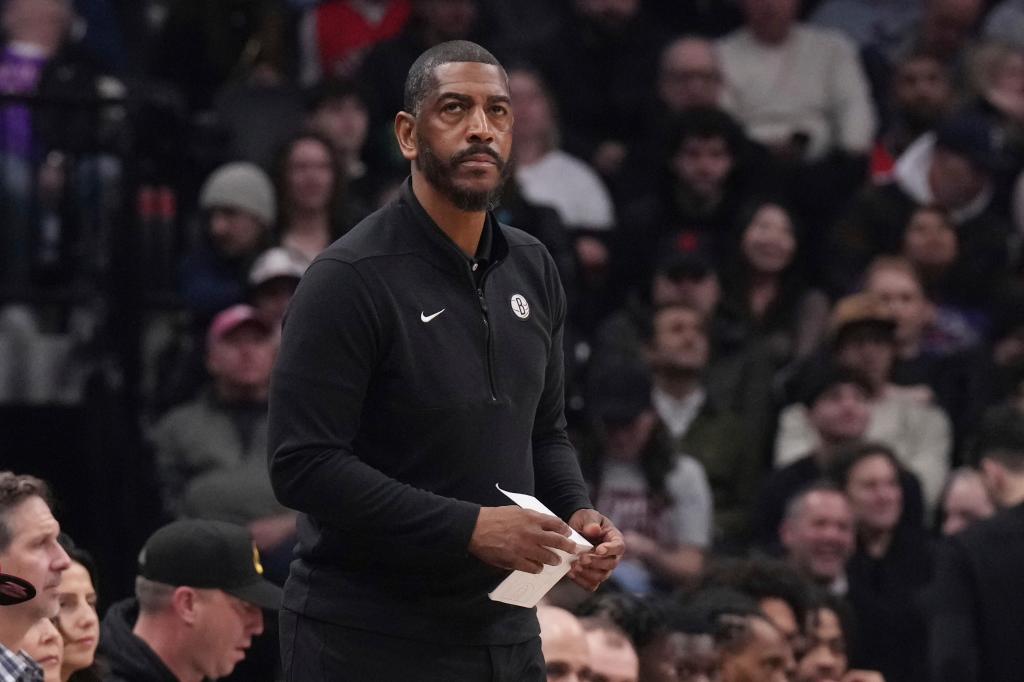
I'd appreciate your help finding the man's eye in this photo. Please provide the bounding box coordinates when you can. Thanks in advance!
[443,102,463,112]
[490,105,508,115]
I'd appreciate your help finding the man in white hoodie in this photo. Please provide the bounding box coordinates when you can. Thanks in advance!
[828,111,1012,303]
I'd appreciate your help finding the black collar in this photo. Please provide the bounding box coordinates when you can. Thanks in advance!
[397,178,507,280]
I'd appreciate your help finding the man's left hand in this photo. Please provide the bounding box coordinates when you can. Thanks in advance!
[566,509,624,591]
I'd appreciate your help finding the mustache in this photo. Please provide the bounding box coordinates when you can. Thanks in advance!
[451,144,505,169]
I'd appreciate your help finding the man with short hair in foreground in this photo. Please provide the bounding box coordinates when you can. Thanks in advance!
[0,472,71,682]
[99,519,281,682]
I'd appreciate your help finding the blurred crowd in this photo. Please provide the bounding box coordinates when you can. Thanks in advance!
[4,0,1024,680]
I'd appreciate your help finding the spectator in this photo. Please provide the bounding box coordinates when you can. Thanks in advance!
[507,65,616,285]
[635,603,717,682]
[594,252,722,369]
[758,365,879,546]
[713,609,795,682]
[796,595,885,682]
[616,108,761,298]
[657,37,724,114]
[833,443,933,682]
[719,199,830,365]
[899,206,994,366]
[304,77,377,209]
[928,408,1024,681]
[580,619,640,682]
[150,304,294,575]
[776,292,953,510]
[179,162,276,323]
[0,472,71,679]
[583,360,712,592]
[533,0,669,175]
[16,618,62,682]
[645,303,756,545]
[55,536,101,682]
[937,466,996,535]
[297,0,412,83]
[616,36,728,200]
[0,0,75,161]
[704,558,813,652]
[273,131,366,259]
[829,111,1012,303]
[99,520,281,682]
[717,0,876,164]
[868,254,991,446]
[779,483,856,594]
[876,52,956,176]
[247,247,311,328]
[0,0,102,288]
[537,605,590,682]
[900,205,961,302]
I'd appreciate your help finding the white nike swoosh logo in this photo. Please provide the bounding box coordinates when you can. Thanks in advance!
[420,309,445,323]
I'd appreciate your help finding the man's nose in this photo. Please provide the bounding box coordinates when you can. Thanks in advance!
[250,609,265,635]
[466,106,494,141]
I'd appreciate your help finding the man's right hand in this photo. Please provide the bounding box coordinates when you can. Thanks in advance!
[468,506,579,574]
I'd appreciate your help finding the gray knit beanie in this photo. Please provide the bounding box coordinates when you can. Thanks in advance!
[199,162,276,225]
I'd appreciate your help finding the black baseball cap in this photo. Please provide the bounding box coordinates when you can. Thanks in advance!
[138,519,282,610]
[0,562,36,606]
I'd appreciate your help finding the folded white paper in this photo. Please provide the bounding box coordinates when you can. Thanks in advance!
[487,485,593,608]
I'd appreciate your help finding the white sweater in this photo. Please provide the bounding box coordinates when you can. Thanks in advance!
[774,394,952,511]
[716,25,876,161]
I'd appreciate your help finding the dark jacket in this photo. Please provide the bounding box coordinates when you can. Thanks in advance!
[928,502,1024,682]
[847,524,934,682]
[827,181,1010,302]
[268,180,592,645]
[99,599,177,682]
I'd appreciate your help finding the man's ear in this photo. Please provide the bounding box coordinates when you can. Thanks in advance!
[394,112,418,162]
[172,587,199,625]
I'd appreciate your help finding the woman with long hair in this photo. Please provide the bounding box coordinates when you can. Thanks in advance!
[720,198,829,363]
[273,131,365,259]
[55,536,104,682]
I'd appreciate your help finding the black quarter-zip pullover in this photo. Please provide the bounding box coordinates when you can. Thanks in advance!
[268,180,592,645]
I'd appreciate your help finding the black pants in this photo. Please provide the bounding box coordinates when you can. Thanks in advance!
[279,609,545,682]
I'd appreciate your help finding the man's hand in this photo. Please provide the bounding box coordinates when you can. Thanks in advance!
[843,671,885,682]
[567,509,624,591]
[468,506,579,574]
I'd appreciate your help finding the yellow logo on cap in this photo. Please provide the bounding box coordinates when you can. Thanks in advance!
[252,545,264,575]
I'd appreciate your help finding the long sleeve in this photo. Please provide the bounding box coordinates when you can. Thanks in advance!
[531,256,592,520]
[268,258,480,560]
[827,30,876,154]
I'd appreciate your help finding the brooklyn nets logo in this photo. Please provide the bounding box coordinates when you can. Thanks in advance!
[510,294,530,319]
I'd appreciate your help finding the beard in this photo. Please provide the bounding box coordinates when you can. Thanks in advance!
[415,133,511,212]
